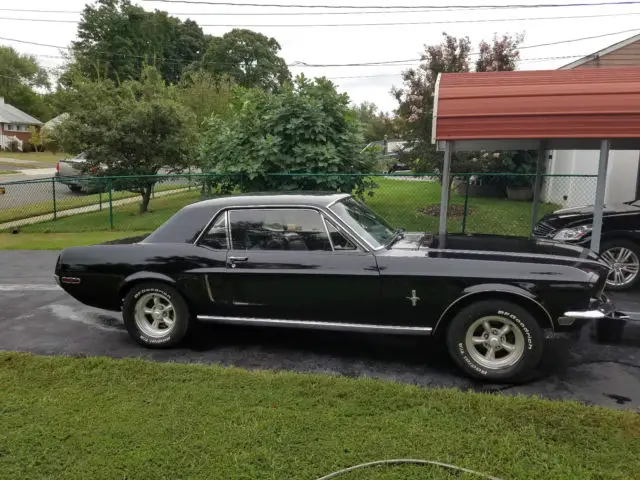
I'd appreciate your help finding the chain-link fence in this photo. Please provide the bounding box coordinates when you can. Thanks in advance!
[0,172,598,237]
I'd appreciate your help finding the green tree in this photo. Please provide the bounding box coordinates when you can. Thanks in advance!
[199,75,375,195]
[0,46,51,120]
[176,70,234,130]
[72,0,206,84]
[55,67,197,213]
[200,29,291,92]
[392,32,523,172]
[352,101,403,144]
[27,126,50,152]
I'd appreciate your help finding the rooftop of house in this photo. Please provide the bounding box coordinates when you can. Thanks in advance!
[0,97,42,126]
[559,32,640,70]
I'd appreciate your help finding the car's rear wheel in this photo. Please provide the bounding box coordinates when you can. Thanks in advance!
[68,185,82,193]
[446,300,544,383]
[600,240,640,291]
[122,282,191,348]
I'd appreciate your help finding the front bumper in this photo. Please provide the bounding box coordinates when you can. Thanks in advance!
[557,294,629,328]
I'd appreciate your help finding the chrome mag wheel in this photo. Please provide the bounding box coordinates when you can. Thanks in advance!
[134,292,176,338]
[601,247,640,288]
[465,316,525,370]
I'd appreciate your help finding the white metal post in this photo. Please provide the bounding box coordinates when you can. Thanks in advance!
[439,141,452,242]
[530,141,547,236]
[591,140,610,253]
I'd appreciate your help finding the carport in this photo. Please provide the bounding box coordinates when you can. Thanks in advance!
[431,67,640,253]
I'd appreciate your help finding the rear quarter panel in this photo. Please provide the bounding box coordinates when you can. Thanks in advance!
[56,243,223,312]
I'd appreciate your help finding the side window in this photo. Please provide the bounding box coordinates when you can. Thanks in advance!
[230,209,332,252]
[199,213,228,249]
[325,219,358,251]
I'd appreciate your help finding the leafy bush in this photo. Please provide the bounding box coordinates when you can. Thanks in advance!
[7,139,21,152]
[199,76,378,196]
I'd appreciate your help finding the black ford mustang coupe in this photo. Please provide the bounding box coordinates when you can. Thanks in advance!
[55,193,624,382]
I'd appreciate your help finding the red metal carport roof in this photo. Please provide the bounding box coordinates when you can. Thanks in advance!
[432,67,640,151]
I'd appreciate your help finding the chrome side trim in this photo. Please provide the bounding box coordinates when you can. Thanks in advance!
[564,310,605,319]
[433,290,554,332]
[320,214,335,252]
[197,315,433,335]
[204,275,215,303]
[224,209,231,250]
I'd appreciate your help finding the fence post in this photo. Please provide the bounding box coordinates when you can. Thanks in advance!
[99,189,103,211]
[108,178,113,230]
[188,166,192,191]
[52,177,57,221]
[461,175,470,234]
[530,141,547,236]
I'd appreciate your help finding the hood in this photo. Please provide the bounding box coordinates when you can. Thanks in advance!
[390,231,594,256]
[541,201,640,228]
[387,232,609,273]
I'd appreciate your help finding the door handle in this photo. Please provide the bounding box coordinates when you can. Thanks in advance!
[228,256,248,269]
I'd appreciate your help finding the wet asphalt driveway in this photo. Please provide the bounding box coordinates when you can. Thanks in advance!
[1,250,639,411]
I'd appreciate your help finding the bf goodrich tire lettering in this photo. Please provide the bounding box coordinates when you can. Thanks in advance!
[123,283,191,349]
[446,300,544,383]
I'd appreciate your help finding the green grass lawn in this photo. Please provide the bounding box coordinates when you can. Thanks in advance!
[0,182,194,225]
[0,232,148,249]
[15,177,556,238]
[365,178,558,237]
[20,190,201,233]
[0,170,18,175]
[1,353,638,480]
[0,151,67,163]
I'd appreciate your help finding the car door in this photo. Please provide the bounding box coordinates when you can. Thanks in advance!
[193,211,235,315]
[224,207,382,323]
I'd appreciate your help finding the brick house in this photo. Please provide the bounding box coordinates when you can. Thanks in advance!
[542,33,640,207]
[0,96,43,150]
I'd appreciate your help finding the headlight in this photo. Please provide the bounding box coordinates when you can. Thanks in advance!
[553,225,592,241]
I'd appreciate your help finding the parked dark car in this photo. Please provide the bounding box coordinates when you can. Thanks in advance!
[534,201,640,291]
[55,193,625,382]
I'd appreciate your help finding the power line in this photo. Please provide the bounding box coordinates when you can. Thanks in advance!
[326,55,587,79]
[2,28,639,68]
[2,10,640,27]
[0,7,505,16]
[0,54,591,84]
[0,37,67,50]
[291,28,640,66]
[141,0,640,10]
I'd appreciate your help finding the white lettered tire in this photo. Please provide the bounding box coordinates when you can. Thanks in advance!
[122,282,191,348]
[446,300,544,383]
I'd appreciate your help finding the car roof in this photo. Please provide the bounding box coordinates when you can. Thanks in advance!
[184,191,351,211]
[142,192,353,245]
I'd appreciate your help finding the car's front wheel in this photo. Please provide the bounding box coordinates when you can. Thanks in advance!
[122,282,191,348]
[446,300,544,383]
[600,240,640,291]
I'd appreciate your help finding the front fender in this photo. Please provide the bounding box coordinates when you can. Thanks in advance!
[433,283,554,334]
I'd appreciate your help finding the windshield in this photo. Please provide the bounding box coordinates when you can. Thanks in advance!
[329,197,395,249]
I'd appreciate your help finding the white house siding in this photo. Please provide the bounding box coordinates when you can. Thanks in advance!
[542,149,639,207]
